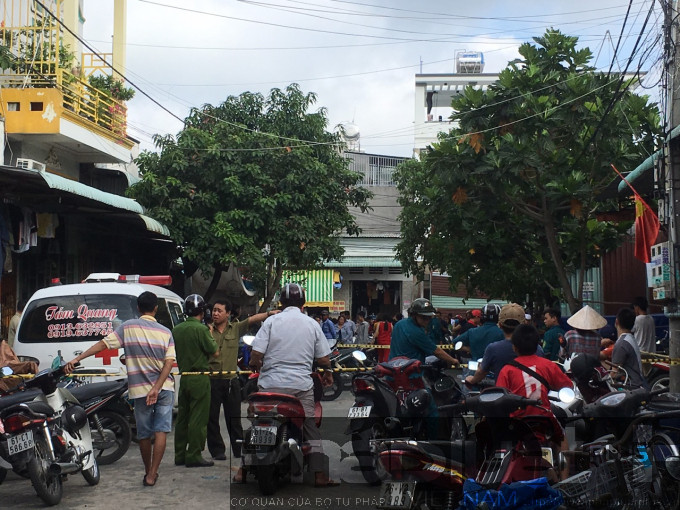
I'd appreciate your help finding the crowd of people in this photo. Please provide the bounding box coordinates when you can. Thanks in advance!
[62,289,657,489]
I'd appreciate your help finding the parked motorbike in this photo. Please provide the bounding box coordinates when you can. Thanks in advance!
[346,356,463,485]
[63,377,132,465]
[376,435,477,510]
[374,387,574,510]
[646,360,670,393]
[0,364,99,506]
[555,387,680,509]
[322,348,371,401]
[456,388,569,486]
[241,372,326,495]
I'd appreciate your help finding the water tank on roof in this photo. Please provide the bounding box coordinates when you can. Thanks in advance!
[340,122,360,141]
[456,51,484,74]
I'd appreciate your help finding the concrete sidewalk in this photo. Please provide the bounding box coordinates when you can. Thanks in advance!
[0,424,235,509]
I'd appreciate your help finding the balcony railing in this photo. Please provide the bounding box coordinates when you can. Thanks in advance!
[346,153,408,187]
[0,68,127,139]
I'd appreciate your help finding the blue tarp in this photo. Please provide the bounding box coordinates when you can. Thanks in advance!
[458,477,564,510]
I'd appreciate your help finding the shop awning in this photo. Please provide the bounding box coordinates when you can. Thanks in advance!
[0,165,171,239]
[324,256,400,268]
[282,269,334,307]
[431,296,507,310]
[324,236,401,268]
[39,170,144,213]
[139,214,171,237]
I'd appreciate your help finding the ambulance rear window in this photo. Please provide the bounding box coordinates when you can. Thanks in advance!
[20,295,138,343]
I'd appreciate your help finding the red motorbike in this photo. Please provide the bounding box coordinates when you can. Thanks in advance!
[377,436,476,510]
[240,372,324,495]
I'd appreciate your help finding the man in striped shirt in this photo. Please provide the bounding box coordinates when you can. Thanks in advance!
[66,291,175,487]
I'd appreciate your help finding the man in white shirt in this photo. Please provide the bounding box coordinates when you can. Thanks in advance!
[249,283,338,487]
[631,296,656,353]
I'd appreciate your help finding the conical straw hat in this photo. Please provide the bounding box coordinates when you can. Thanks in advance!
[566,305,607,330]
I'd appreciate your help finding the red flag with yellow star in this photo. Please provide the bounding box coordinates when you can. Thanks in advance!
[633,194,659,263]
[611,164,659,263]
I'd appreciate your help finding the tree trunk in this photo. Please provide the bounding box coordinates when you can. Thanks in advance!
[258,262,283,312]
[541,198,580,313]
[203,266,222,303]
[577,219,587,311]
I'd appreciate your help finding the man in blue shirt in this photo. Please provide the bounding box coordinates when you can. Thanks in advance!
[465,303,544,385]
[390,298,459,366]
[458,304,504,360]
[428,310,446,344]
[320,310,336,346]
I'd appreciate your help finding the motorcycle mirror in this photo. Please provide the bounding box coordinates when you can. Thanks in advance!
[1,366,14,376]
[558,387,575,404]
[454,341,463,351]
[665,456,680,481]
[468,360,479,371]
[352,351,367,362]
[242,335,256,346]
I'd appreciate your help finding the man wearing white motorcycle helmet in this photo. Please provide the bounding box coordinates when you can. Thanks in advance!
[248,283,339,487]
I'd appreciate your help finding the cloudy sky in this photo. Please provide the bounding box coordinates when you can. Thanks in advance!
[81,0,665,158]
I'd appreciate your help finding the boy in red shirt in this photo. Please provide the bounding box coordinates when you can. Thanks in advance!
[496,324,573,452]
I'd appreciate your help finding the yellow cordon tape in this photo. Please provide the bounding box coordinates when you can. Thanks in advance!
[336,344,459,349]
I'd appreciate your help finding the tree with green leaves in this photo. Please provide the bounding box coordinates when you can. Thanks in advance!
[396,30,660,312]
[129,84,371,308]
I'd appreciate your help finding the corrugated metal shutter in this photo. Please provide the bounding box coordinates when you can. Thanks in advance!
[282,269,334,307]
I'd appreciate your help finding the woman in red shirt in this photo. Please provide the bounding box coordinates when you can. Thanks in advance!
[373,313,393,363]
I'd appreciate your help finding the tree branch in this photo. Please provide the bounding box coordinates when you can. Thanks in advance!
[503,191,545,222]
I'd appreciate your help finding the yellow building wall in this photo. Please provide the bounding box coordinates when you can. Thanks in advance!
[2,88,63,134]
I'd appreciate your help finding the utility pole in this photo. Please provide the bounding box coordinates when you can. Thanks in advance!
[663,0,680,393]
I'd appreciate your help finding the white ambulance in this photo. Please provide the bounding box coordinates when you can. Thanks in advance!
[13,273,185,375]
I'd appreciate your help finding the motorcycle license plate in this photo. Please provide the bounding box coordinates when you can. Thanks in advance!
[379,481,416,509]
[250,426,277,446]
[541,447,554,466]
[8,430,34,456]
[348,405,372,418]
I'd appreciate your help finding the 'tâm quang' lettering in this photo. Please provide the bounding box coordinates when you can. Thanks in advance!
[77,305,118,322]
[45,306,75,321]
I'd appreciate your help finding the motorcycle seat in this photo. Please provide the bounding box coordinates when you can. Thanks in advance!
[376,357,425,392]
[1,399,54,418]
[249,391,302,406]
[0,389,42,412]
[68,380,127,402]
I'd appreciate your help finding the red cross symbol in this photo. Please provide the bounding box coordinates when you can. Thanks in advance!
[95,348,119,365]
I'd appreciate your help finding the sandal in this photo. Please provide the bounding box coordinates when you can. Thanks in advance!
[143,473,159,487]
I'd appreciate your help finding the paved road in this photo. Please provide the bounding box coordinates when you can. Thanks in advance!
[0,390,385,509]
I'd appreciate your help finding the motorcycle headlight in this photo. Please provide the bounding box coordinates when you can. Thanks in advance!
[599,392,626,407]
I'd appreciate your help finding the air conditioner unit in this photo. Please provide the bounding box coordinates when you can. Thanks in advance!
[16,158,46,172]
